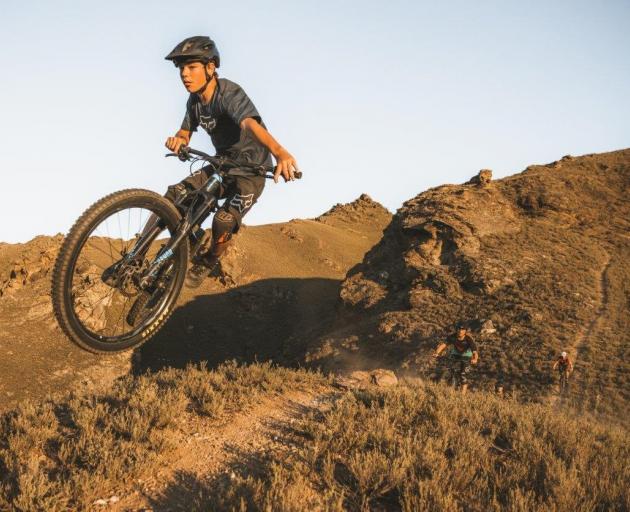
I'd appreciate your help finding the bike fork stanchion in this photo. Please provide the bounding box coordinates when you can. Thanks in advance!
[127,224,162,259]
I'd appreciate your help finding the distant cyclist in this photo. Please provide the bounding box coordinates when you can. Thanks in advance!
[553,351,573,391]
[433,323,479,394]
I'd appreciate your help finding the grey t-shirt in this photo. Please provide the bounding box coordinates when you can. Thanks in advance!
[181,78,272,167]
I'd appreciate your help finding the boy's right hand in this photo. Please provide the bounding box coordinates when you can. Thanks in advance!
[165,136,187,154]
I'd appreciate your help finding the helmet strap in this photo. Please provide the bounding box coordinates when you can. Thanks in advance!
[193,66,215,96]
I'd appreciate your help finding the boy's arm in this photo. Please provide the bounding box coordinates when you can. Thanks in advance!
[165,129,192,153]
[469,338,479,364]
[434,342,447,357]
[240,117,298,183]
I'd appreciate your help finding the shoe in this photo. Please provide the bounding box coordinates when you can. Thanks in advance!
[190,229,212,262]
[185,253,220,289]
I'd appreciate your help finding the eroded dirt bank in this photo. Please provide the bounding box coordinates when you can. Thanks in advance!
[0,195,391,411]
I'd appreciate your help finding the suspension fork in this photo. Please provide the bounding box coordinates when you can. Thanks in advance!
[140,173,223,287]
[127,220,162,260]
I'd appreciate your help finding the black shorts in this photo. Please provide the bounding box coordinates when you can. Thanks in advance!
[447,357,473,385]
[165,165,265,230]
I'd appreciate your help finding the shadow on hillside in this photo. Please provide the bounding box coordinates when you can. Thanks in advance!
[145,460,269,510]
[131,277,341,375]
[145,397,318,511]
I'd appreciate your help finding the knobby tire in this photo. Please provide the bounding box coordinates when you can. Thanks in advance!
[51,189,189,353]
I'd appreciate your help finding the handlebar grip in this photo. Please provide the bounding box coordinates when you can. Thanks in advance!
[177,146,190,161]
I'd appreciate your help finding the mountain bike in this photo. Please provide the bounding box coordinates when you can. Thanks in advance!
[51,147,300,353]
[558,370,570,395]
[432,353,470,390]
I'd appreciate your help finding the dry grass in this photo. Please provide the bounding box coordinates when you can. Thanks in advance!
[0,362,325,511]
[1,365,627,511]
[207,381,629,511]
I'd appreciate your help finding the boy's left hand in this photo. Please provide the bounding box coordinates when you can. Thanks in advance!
[273,149,299,183]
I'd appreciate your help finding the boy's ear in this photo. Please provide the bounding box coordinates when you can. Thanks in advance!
[206,61,216,74]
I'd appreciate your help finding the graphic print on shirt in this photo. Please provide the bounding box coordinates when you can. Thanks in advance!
[199,115,217,133]
[230,193,254,213]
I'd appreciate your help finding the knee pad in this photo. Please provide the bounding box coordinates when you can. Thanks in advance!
[212,209,238,244]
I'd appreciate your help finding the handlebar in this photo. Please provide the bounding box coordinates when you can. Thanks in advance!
[166,146,302,180]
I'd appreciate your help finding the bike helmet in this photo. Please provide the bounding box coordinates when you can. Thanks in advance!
[561,351,567,358]
[165,36,221,68]
[455,322,467,331]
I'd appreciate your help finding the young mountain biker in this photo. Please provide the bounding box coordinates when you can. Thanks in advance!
[433,323,479,394]
[162,36,299,287]
[552,351,573,383]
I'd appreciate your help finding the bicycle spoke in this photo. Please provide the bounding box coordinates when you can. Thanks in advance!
[115,295,132,336]
[85,238,109,259]
[75,286,116,311]
[117,212,124,253]
[104,217,115,262]
[125,208,132,254]
[84,292,114,332]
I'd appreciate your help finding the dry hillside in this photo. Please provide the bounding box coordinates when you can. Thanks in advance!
[0,195,391,411]
[307,149,630,419]
[0,149,629,510]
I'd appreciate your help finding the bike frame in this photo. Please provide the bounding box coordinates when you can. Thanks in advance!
[125,147,275,289]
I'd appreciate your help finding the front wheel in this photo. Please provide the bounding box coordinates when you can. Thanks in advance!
[51,189,189,353]
[559,372,569,395]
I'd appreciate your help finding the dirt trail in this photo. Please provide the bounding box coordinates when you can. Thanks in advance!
[574,253,611,362]
[548,252,611,406]
[107,388,334,512]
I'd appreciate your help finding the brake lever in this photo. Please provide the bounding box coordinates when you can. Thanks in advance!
[164,146,190,162]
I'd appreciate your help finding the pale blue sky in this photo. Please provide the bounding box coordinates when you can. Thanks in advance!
[1,0,629,242]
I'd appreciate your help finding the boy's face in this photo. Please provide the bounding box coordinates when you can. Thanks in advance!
[178,61,215,93]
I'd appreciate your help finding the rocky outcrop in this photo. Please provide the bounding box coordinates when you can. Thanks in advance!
[466,169,493,186]
[307,149,630,401]
[316,194,391,226]
[0,235,62,298]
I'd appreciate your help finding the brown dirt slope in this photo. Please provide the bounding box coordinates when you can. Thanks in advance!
[0,195,391,411]
[307,149,630,417]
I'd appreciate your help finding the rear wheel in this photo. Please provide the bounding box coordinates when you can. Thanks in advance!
[51,189,189,353]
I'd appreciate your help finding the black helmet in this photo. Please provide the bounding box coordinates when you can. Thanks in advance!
[455,322,467,331]
[165,36,221,68]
